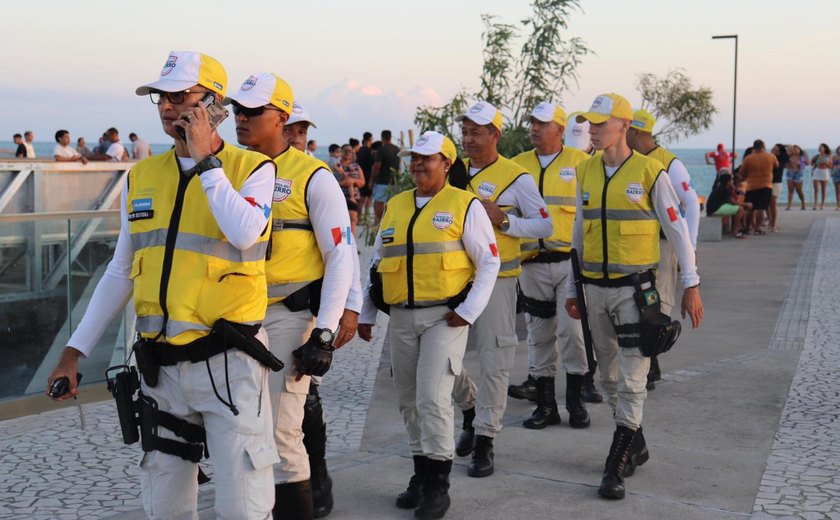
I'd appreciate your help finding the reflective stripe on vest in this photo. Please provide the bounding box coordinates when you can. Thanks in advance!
[378,184,476,306]
[512,148,588,262]
[266,147,330,305]
[131,229,269,262]
[466,156,526,278]
[577,151,662,280]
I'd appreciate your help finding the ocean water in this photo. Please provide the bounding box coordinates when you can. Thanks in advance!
[1,142,834,205]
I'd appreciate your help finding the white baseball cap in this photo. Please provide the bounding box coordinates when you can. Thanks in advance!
[530,102,567,127]
[224,72,294,114]
[398,131,457,162]
[286,101,317,128]
[565,112,591,151]
[564,112,590,152]
[136,51,227,97]
[455,100,503,131]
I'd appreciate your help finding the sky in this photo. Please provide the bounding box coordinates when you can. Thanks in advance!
[2,0,838,151]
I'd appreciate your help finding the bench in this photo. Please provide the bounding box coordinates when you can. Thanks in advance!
[699,216,723,242]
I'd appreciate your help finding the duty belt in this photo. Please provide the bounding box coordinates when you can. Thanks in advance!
[523,251,572,264]
[581,270,655,288]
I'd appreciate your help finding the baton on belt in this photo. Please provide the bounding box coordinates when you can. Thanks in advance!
[570,249,596,372]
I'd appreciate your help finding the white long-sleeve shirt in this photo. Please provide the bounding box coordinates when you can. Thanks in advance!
[360,197,501,325]
[469,166,553,239]
[300,169,355,331]
[566,162,700,299]
[662,157,700,249]
[345,244,363,314]
[68,155,275,357]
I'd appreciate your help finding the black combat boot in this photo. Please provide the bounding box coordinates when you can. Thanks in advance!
[623,426,650,477]
[396,455,427,509]
[467,435,494,477]
[507,374,538,401]
[597,426,636,500]
[582,363,603,403]
[273,480,315,520]
[523,376,562,430]
[646,355,661,390]
[454,408,475,457]
[415,459,452,519]
[564,374,591,429]
[302,382,333,518]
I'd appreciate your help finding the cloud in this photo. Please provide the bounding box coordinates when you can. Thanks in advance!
[303,80,446,144]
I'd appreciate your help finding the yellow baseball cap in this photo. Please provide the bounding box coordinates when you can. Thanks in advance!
[399,131,458,162]
[530,101,567,127]
[456,101,504,131]
[631,109,656,133]
[576,93,633,124]
[225,73,294,114]
[136,51,227,97]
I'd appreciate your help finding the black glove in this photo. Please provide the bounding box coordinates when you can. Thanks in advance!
[292,329,335,377]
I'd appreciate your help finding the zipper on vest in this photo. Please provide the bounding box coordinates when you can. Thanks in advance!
[405,199,424,307]
[600,170,611,279]
[156,165,192,339]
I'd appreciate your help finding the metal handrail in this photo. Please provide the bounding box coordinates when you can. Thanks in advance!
[0,210,121,223]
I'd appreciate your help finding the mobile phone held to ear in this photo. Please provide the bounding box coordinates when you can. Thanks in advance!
[176,93,230,140]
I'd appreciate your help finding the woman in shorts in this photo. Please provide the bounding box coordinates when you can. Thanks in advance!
[335,144,366,234]
[785,145,806,210]
[833,146,840,211]
[811,143,832,210]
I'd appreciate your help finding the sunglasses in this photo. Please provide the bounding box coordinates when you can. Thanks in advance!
[149,88,211,105]
[231,102,283,118]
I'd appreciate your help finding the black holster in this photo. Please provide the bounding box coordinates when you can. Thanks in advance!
[630,273,682,357]
[447,282,473,310]
[134,339,160,388]
[369,266,390,315]
[282,279,323,316]
[212,318,285,372]
[518,291,556,318]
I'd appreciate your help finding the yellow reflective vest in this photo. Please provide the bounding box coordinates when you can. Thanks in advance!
[465,156,526,277]
[377,184,476,306]
[266,146,331,305]
[512,147,589,261]
[577,151,663,280]
[127,145,273,345]
[646,146,677,172]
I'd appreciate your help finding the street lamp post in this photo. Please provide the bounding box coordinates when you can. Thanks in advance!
[712,34,738,167]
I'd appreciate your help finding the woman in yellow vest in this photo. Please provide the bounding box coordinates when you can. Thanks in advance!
[358,131,499,519]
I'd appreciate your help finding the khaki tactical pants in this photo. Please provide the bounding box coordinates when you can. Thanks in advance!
[451,277,519,438]
[263,303,315,484]
[657,238,678,316]
[519,260,588,377]
[139,334,278,520]
[390,305,469,460]
[584,284,650,430]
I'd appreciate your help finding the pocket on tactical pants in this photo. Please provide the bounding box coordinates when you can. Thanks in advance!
[448,354,463,376]
[496,335,519,348]
[274,375,309,431]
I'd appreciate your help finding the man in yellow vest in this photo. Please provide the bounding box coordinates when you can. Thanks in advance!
[626,109,700,390]
[565,93,704,500]
[450,100,553,478]
[507,102,593,431]
[47,51,279,519]
[228,73,356,519]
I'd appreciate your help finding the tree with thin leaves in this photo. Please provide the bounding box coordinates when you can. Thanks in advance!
[414,0,590,158]
[636,69,717,145]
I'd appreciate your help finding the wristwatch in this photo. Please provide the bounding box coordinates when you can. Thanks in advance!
[312,328,335,346]
[499,214,511,232]
[185,154,222,177]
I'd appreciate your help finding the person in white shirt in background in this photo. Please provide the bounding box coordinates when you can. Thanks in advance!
[52,129,88,164]
[307,139,318,157]
[23,131,36,158]
[129,132,153,160]
[89,127,126,161]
